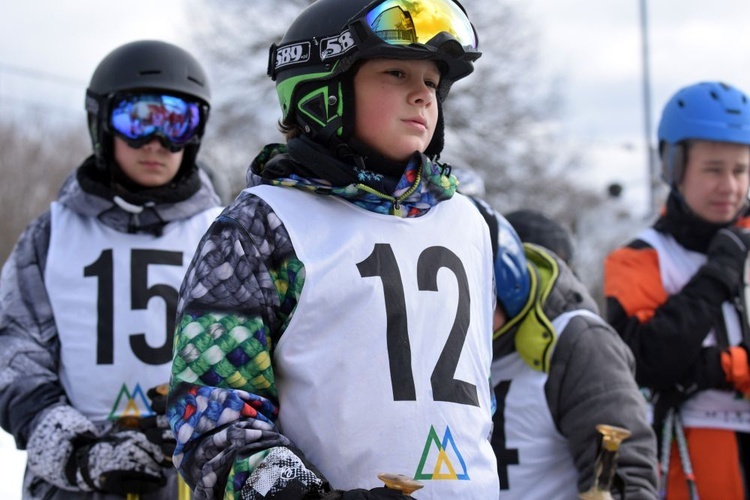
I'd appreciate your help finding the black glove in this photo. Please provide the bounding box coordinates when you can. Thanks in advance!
[70,429,167,495]
[139,383,176,459]
[139,413,176,460]
[702,227,750,297]
[320,488,415,499]
[147,383,169,414]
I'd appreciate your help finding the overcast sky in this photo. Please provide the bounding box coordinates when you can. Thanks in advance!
[1,0,749,497]
[3,0,750,214]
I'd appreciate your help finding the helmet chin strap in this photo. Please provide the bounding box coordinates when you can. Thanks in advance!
[424,100,444,159]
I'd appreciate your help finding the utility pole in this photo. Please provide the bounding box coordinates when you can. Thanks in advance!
[639,0,658,217]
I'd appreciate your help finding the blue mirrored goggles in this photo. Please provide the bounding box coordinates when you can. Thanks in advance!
[358,0,477,51]
[109,94,205,151]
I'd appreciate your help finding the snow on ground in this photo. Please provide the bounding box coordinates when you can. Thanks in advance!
[0,429,25,499]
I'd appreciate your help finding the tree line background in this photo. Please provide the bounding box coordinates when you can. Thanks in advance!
[0,0,657,306]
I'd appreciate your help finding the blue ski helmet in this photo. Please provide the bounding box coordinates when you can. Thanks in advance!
[471,198,531,318]
[658,81,750,187]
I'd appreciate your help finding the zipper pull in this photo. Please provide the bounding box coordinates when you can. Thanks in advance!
[391,199,402,217]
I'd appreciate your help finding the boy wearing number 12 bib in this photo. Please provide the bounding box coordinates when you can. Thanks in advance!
[0,41,222,499]
[166,0,499,498]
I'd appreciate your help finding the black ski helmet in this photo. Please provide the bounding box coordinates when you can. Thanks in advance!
[85,40,211,180]
[267,0,481,158]
[505,209,574,265]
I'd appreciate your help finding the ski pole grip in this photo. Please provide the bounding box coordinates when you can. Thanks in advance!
[377,473,424,496]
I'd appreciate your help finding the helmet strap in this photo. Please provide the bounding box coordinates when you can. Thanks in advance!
[660,142,686,187]
[295,78,347,148]
[424,99,445,159]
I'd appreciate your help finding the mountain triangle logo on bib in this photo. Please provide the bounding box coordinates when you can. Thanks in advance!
[414,425,470,481]
[107,382,153,420]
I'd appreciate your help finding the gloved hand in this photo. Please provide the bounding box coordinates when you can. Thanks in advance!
[241,446,329,499]
[702,227,750,297]
[138,414,176,460]
[139,383,176,459]
[147,383,169,414]
[320,487,416,499]
[71,429,167,495]
[721,344,750,396]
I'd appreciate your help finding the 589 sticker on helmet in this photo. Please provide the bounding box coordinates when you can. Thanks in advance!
[274,42,311,70]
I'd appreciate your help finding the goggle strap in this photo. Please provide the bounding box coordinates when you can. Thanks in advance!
[85,89,101,115]
[269,30,356,80]
[268,43,279,79]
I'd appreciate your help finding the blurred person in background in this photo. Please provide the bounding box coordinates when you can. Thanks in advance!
[505,208,575,267]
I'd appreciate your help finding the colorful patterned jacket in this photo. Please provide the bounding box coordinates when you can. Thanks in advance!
[168,138,498,499]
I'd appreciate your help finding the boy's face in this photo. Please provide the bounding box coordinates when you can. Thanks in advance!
[679,140,750,224]
[353,58,441,162]
[113,136,184,188]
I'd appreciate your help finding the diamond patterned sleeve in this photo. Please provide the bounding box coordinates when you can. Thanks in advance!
[168,192,306,499]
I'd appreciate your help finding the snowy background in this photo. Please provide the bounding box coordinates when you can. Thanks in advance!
[0,432,26,498]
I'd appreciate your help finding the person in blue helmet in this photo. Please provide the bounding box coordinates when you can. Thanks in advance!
[167,0,498,499]
[470,197,657,499]
[604,81,750,499]
[0,40,222,499]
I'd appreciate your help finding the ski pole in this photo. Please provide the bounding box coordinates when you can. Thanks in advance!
[178,474,192,500]
[658,409,674,499]
[673,414,699,500]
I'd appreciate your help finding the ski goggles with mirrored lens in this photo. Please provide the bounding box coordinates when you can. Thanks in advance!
[358,0,477,50]
[268,0,478,82]
[109,93,206,151]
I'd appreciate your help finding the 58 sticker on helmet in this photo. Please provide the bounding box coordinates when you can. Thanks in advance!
[320,31,356,60]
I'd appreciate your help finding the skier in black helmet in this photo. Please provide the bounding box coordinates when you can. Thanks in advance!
[0,40,222,499]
